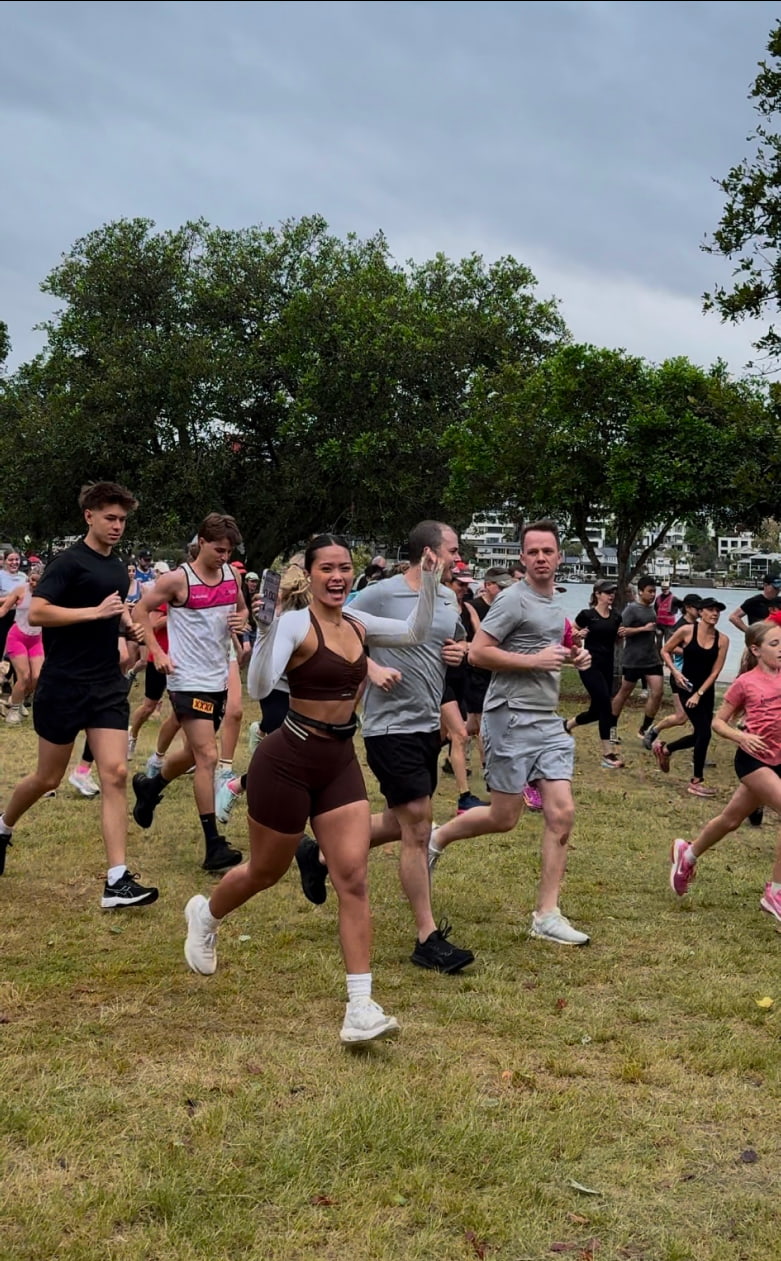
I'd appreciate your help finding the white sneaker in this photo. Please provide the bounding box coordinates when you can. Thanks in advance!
[428,824,442,873]
[145,753,164,777]
[68,768,101,797]
[248,721,262,754]
[5,705,22,725]
[127,733,137,758]
[529,908,590,947]
[340,997,400,1046]
[215,776,241,825]
[184,894,218,975]
[20,704,29,717]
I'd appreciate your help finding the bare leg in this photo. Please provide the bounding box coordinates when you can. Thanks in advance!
[643,675,663,722]
[8,654,31,706]
[434,790,523,849]
[85,726,130,869]
[209,815,300,918]
[177,717,218,813]
[537,779,575,913]
[441,700,470,795]
[379,797,437,941]
[314,800,372,973]
[219,661,243,762]
[2,738,73,825]
[690,784,758,859]
[611,678,636,722]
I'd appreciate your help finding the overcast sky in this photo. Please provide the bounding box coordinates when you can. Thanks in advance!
[1,0,777,371]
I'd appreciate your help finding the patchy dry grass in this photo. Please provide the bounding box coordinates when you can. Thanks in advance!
[1,676,780,1260]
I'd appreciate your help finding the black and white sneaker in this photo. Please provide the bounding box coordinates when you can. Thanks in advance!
[410,919,475,974]
[295,835,328,904]
[0,834,12,876]
[101,870,159,908]
[132,772,163,829]
[202,839,243,872]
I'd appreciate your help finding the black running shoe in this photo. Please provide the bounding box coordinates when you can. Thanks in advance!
[132,772,163,829]
[100,870,159,908]
[749,808,764,828]
[411,918,475,974]
[202,839,243,872]
[295,835,328,904]
[0,834,12,876]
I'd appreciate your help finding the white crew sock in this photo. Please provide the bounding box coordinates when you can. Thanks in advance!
[201,900,222,931]
[107,864,126,885]
[346,972,372,1002]
[429,825,442,854]
[218,759,232,772]
[0,815,12,836]
[684,845,697,867]
[770,882,781,895]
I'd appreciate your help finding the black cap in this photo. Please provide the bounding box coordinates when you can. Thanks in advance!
[138,547,152,559]
[700,597,726,611]
[682,593,702,608]
[594,579,617,594]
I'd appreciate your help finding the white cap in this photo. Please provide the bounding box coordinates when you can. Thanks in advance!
[153,560,170,575]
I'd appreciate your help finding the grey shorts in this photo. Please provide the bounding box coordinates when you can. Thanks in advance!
[481,706,574,795]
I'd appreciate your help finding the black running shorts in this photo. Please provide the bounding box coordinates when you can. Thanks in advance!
[363,730,442,809]
[33,673,130,745]
[144,660,167,703]
[734,749,781,780]
[168,690,227,730]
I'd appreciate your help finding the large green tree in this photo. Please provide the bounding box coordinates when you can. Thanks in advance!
[2,217,566,562]
[445,344,777,596]
[704,21,781,365]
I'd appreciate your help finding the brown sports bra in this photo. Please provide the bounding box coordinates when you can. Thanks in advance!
[286,613,367,701]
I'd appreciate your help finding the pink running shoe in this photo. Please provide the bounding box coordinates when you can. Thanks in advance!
[760,883,781,923]
[652,740,670,773]
[687,780,716,798]
[670,838,696,897]
[522,784,543,811]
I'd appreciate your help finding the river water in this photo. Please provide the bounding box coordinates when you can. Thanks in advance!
[556,583,760,684]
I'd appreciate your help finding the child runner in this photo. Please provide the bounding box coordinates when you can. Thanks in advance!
[670,619,781,922]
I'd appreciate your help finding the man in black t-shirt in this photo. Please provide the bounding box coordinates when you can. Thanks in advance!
[729,574,781,634]
[0,482,157,908]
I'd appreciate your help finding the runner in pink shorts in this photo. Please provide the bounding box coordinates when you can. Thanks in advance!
[0,566,44,725]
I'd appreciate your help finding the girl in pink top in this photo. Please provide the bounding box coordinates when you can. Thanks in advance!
[669,619,781,922]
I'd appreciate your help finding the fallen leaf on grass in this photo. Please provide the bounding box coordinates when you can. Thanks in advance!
[390,1192,408,1205]
[555,998,568,1010]
[567,1214,590,1225]
[238,934,252,943]
[567,1179,603,1196]
[244,1062,264,1075]
[755,996,773,1009]
[311,1193,337,1206]
[184,1098,200,1116]
[551,1244,579,1254]
[739,1149,759,1163]
[465,1229,488,1258]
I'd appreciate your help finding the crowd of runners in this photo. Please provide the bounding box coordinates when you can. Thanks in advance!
[2,482,781,1047]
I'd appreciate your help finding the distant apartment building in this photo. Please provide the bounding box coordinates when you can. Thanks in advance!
[717,530,754,559]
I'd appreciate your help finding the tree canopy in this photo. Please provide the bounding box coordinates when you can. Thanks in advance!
[704,21,781,366]
[0,216,566,562]
[444,344,777,594]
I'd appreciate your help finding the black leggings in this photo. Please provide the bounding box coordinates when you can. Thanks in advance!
[572,660,614,741]
[666,689,714,780]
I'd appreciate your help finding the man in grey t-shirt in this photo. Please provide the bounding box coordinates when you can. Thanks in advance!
[296,520,475,976]
[427,520,592,947]
[611,574,664,740]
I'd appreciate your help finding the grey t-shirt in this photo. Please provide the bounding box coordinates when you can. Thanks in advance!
[481,582,565,712]
[350,573,459,735]
[621,601,661,669]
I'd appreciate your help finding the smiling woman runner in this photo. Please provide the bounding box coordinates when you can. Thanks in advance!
[183,533,441,1047]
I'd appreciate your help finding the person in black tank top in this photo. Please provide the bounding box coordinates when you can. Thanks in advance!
[656,600,729,794]
[440,572,487,812]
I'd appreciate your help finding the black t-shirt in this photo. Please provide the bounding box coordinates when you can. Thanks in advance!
[740,593,780,625]
[35,539,130,683]
[471,596,491,622]
[575,607,622,668]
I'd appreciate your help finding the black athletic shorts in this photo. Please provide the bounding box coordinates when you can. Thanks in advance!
[464,669,490,715]
[168,690,227,730]
[33,673,130,745]
[144,660,167,703]
[735,749,781,780]
[363,730,441,808]
[622,666,663,683]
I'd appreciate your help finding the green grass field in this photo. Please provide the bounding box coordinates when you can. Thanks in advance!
[2,677,780,1260]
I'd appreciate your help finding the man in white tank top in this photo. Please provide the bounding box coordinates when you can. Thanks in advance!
[132,513,249,873]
